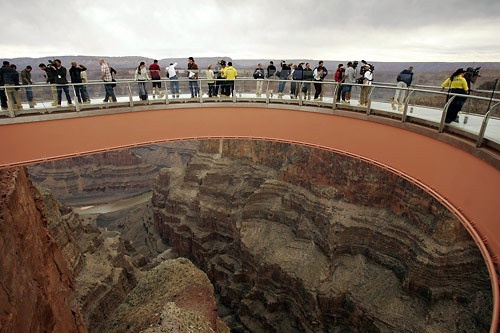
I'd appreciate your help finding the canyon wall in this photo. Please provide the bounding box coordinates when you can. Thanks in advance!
[0,167,86,333]
[28,150,158,206]
[152,139,493,332]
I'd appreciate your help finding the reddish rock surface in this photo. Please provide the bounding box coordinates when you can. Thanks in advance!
[0,167,86,333]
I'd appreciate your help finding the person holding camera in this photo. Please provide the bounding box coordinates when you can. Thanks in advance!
[253,63,265,97]
[39,62,59,106]
[392,66,414,111]
[70,62,90,104]
[359,64,373,106]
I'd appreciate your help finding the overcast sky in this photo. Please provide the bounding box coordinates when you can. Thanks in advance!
[2,0,499,62]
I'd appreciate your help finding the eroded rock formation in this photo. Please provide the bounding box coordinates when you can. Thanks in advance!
[152,139,493,332]
[39,187,142,332]
[28,150,158,205]
[0,167,86,333]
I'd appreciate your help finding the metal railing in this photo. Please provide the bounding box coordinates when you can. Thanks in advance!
[1,78,499,150]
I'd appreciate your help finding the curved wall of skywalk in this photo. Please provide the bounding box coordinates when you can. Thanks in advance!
[1,79,499,332]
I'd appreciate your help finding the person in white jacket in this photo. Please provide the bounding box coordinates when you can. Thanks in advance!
[166,62,179,98]
[135,62,150,100]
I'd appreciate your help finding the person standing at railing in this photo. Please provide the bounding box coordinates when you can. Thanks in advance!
[358,64,373,106]
[278,61,292,98]
[441,68,469,123]
[166,62,179,98]
[206,65,215,97]
[0,62,7,111]
[218,60,228,97]
[313,64,324,100]
[302,63,313,100]
[69,62,90,104]
[266,61,277,97]
[52,60,72,107]
[392,66,414,111]
[222,62,237,97]
[187,57,199,98]
[291,62,304,99]
[334,64,345,102]
[318,61,328,100]
[253,63,265,97]
[135,62,150,101]
[99,59,117,103]
[21,66,37,108]
[149,60,164,99]
[1,63,23,110]
[341,62,356,105]
[38,63,58,106]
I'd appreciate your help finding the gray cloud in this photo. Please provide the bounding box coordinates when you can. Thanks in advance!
[1,0,499,61]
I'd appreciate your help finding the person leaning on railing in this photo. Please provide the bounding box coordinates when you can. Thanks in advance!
[392,66,414,111]
[21,65,37,108]
[38,62,58,106]
[149,60,164,99]
[135,61,151,101]
[253,63,265,97]
[99,59,117,103]
[166,62,179,98]
[441,68,469,124]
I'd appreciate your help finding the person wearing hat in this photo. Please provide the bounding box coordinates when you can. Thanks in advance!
[441,68,469,123]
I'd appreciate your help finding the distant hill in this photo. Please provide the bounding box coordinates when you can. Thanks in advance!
[4,55,500,73]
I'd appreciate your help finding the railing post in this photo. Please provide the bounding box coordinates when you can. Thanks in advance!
[476,102,500,148]
[72,84,81,112]
[366,86,375,115]
[439,95,456,132]
[199,79,204,103]
[402,89,415,123]
[332,83,339,110]
[126,82,134,107]
[298,82,303,106]
[232,80,237,103]
[5,87,15,118]
[265,80,270,105]
[165,81,169,105]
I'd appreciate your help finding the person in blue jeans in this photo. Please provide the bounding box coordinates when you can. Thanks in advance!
[52,59,72,107]
[278,60,292,98]
[166,62,179,98]
[187,57,199,98]
[21,66,37,108]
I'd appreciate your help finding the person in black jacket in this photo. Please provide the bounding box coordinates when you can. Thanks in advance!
[302,63,313,100]
[266,61,277,97]
[70,62,90,104]
[291,62,304,98]
[52,59,72,106]
[253,63,265,97]
[0,61,9,110]
[39,62,59,106]
[278,60,292,98]
[1,63,23,110]
[392,66,414,111]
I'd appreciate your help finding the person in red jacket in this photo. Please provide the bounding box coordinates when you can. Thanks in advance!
[334,64,345,102]
[149,60,164,98]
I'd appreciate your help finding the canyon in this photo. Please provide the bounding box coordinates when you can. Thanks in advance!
[1,139,495,332]
[152,140,493,332]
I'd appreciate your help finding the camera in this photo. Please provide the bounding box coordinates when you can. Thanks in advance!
[47,59,57,67]
[352,61,359,69]
[359,60,374,76]
[465,67,481,85]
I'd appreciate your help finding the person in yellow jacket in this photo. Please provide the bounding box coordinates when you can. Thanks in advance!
[221,62,238,96]
[440,68,469,123]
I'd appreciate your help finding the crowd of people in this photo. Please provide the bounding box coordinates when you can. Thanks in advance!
[0,57,472,121]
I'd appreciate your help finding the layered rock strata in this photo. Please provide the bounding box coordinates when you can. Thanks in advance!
[39,187,142,332]
[131,141,199,168]
[0,167,86,333]
[28,150,158,205]
[152,139,493,332]
[105,258,229,333]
